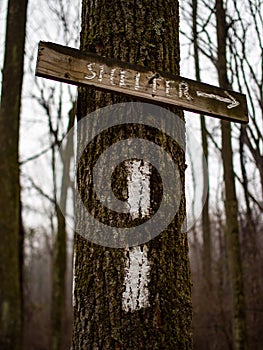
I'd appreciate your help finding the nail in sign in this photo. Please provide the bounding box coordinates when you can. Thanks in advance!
[36,41,248,123]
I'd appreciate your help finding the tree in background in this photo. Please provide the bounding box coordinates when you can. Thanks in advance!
[181,0,263,348]
[51,103,75,350]
[0,0,28,349]
[20,1,79,348]
[216,1,248,348]
[192,0,212,286]
[227,1,263,348]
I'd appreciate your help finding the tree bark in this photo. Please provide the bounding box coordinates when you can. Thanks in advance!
[215,1,248,349]
[0,0,28,349]
[72,1,192,349]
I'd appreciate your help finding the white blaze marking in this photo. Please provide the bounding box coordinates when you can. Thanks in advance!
[122,160,151,312]
[122,245,150,312]
[127,160,150,218]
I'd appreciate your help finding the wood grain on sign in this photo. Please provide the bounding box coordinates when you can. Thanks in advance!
[36,41,248,123]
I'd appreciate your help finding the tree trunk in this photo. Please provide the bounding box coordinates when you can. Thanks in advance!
[240,125,261,349]
[0,0,28,349]
[192,1,213,347]
[215,1,248,349]
[72,1,192,349]
[192,0,212,286]
[51,104,75,350]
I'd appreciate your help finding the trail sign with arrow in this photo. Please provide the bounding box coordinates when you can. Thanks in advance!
[36,41,248,124]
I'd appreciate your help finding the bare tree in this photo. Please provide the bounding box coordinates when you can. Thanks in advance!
[180,0,263,348]
[19,1,80,348]
[0,0,28,349]
[192,0,212,286]
[216,1,248,348]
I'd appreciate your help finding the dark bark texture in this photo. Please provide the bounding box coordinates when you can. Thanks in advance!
[0,0,28,349]
[72,1,192,349]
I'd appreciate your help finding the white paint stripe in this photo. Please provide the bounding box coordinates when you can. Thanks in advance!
[126,160,151,218]
[122,245,150,312]
[122,160,151,312]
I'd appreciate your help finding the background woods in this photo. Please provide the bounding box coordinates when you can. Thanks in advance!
[0,0,262,349]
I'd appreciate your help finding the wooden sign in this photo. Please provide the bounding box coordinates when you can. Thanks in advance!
[36,41,248,123]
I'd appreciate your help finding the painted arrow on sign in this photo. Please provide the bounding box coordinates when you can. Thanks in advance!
[35,41,249,123]
[196,90,240,109]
